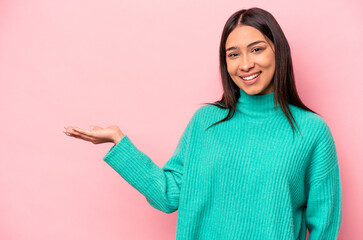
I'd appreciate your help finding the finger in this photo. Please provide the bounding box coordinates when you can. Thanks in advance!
[63,131,71,136]
[64,126,72,132]
[90,125,102,130]
[66,126,105,143]
[64,126,79,133]
[64,127,78,136]
[69,131,97,142]
[74,133,104,144]
[73,127,94,137]
[64,127,88,138]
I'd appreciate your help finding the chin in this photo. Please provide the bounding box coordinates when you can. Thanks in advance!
[243,88,262,95]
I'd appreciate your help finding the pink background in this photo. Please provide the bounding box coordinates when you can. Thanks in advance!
[1,0,362,239]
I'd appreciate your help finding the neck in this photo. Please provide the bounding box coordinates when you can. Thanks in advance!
[236,88,283,119]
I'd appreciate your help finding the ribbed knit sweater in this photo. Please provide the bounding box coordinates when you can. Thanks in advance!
[103,88,342,239]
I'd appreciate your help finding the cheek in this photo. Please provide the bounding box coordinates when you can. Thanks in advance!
[258,54,275,70]
[268,56,276,72]
[267,53,276,69]
[226,60,232,73]
[226,60,237,74]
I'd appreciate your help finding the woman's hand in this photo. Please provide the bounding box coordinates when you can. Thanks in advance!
[64,125,124,145]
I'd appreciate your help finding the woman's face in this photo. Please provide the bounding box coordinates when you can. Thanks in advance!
[225,25,276,95]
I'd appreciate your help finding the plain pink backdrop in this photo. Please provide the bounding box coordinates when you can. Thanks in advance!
[1,0,362,239]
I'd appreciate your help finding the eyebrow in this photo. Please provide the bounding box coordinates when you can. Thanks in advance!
[226,40,266,52]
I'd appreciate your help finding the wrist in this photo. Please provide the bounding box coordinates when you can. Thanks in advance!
[113,132,124,145]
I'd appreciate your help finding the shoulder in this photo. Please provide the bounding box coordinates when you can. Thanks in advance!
[191,103,228,124]
[289,105,336,155]
[182,103,229,133]
[288,104,330,132]
[288,105,337,151]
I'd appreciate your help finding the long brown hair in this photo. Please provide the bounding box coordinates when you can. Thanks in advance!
[204,7,318,135]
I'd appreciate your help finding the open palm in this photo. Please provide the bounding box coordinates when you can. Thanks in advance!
[64,125,124,144]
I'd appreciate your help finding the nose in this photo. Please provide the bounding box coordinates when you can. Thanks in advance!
[239,55,255,72]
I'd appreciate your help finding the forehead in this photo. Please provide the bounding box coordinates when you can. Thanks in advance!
[225,25,268,48]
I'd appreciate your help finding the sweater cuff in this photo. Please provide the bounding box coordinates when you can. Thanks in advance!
[102,135,163,197]
[103,134,129,161]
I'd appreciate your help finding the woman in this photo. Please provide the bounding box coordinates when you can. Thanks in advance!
[64,7,342,239]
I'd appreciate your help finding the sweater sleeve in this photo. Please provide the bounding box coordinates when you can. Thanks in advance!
[305,119,342,239]
[102,112,197,214]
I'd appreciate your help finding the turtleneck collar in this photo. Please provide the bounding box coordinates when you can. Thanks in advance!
[236,88,283,119]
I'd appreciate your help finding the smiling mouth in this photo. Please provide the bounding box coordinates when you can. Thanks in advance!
[240,71,261,81]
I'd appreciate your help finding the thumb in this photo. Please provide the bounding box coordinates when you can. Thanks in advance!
[90,125,102,130]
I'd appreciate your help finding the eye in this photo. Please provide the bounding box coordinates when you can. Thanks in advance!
[227,53,239,58]
[252,47,263,53]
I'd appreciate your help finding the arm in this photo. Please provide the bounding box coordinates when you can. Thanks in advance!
[103,113,197,213]
[305,119,342,239]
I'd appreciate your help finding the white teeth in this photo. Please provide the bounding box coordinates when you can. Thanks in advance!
[241,72,261,80]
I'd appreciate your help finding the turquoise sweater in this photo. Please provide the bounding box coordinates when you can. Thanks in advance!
[103,88,342,239]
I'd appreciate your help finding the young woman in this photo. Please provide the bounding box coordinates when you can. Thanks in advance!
[64,7,342,239]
